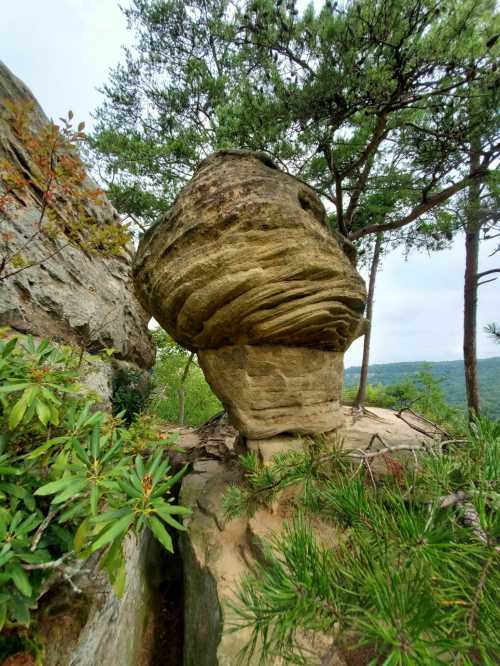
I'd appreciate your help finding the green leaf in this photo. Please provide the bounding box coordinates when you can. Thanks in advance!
[34,476,78,496]
[90,484,99,516]
[26,436,68,459]
[90,426,100,459]
[0,601,6,631]
[117,478,142,499]
[9,565,32,597]
[135,454,145,479]
[0,382,30,394]
[89,512,134,553]
[0,465,20,475]
[35,400,51,426]
[8,396,28,429]
[9,595,30,626]
[152,498,191,517]
[52,477,88,504]
[1,336,18,358]
[91,507,132,524]
[74,518,90,553]
[156,464,188,494]
[148,515,174,553]
[155,511,186,532]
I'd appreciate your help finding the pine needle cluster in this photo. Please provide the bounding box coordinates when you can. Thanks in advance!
[223,421,500,665]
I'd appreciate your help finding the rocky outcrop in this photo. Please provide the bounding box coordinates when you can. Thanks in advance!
[134,150,366,436]
[0,60,154,368]
[37,532,168,666]
[175,407,434,665]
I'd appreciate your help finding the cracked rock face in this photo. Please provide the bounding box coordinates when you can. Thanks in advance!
[0,60,154,368]
[134,150,366,437]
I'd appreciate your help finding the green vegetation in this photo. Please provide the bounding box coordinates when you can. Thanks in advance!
[93,0,499,246]
[0,332,190,633]
[148,330,222,427]
[224,421,500,664]
[344,358,500,420]
[111,366,151,424]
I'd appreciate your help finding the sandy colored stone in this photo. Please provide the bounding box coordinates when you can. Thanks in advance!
[246,433,303,464]
[198,344,345,438]
[340,405,433,450]
[134,149,365,352]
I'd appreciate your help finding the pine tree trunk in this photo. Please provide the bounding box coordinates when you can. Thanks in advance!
[355,233,382,408]
[463,144,481,418]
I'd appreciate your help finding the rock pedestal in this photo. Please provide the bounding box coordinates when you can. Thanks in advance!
[134,149,366,440]
[198,345,344,438]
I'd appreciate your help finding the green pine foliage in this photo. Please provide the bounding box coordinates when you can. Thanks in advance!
[224,424,500,664]
[92,0,499,248]
[0,332,190,631]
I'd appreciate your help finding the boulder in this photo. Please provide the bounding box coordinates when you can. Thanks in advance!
[134,150,365,353]
[134,150,366,437]
[0,60,154,369]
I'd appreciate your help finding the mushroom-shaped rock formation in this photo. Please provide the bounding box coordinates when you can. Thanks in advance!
[134,150,366,439]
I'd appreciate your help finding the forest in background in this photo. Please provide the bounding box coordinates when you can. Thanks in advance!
[344,356,500,418]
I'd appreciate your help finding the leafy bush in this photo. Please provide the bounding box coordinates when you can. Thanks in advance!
[148,329,221,426]
[225,423,500,664]
[0,333,189,631]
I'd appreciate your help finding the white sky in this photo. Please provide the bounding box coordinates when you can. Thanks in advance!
[1,1,499,367]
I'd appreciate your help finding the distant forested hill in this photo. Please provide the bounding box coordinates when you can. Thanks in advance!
[344,357,500,419]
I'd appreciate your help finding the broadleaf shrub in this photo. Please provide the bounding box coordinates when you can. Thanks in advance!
[0,332,189,632]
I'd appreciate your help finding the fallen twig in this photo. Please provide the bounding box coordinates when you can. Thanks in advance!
[396,407,450,440]
[347,444,426,460]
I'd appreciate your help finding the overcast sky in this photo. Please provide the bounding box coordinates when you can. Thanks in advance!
[2,1,499,367]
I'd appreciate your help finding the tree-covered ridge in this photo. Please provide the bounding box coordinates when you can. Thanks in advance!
[344,357,500,418]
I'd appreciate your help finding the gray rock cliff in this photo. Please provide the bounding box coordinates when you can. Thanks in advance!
[0,60,154,368]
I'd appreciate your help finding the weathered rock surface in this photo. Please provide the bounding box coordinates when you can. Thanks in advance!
[134,150,365,353]
[176,407,433,665]
[134,150,366,437]
[37,532,166,666]
[198,345,344,438]
[0,60,154,368]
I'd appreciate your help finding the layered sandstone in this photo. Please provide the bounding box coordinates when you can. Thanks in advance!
[134,149,366,437]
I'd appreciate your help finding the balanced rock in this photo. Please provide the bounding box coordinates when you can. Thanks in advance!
[134,150,366,437]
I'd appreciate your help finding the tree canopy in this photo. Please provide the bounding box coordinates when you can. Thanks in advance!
[92,0,499,242]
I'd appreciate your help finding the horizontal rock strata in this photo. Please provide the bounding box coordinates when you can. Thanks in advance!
[198,345,344,438]
[134,149,366,437]
[134,150,365,353]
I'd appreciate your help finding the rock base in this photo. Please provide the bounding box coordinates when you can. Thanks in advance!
[198,345,345,439]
